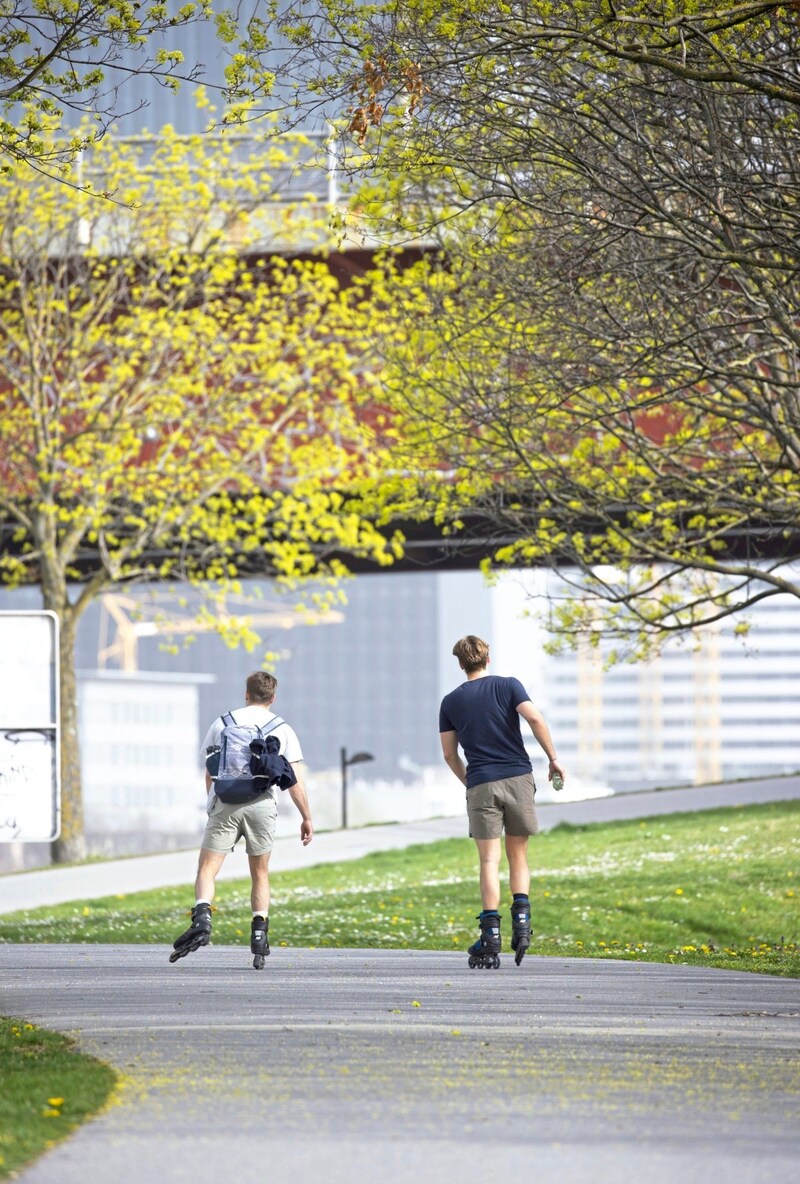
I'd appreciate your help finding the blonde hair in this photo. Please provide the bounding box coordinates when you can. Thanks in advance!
[452,635,490,674]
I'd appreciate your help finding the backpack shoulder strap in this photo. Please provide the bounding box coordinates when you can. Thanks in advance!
[220,711,283,737]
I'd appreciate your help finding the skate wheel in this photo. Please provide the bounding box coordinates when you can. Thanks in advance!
[253,955,265,970]
[168,951,181,963]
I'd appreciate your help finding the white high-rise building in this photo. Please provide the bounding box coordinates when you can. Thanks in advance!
[480,569,800,791]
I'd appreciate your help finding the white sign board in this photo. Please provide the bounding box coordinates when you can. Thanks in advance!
[0,611,60,841]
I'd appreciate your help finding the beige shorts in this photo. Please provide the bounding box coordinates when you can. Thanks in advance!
[202,794,278,857]
[466,773,539,840]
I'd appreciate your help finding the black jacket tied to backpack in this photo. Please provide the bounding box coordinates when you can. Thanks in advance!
[248,733,297,791]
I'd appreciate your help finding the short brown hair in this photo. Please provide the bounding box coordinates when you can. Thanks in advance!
[246,671,278,704]
[452,635,490,674]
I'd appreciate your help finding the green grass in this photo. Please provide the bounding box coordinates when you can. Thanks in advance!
[0,1017,117,1180]
[1,802,798,976]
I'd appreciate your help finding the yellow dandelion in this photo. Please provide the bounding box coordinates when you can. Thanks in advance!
[47,1098,64,1107]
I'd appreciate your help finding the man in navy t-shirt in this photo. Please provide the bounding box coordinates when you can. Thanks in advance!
[439,635,565,968]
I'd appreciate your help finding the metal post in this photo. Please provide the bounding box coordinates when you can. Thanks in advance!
[339,748,374,830]
[340,746,348,830]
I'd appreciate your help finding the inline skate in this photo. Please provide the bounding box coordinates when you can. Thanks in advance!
[169,902,212,963]
[510,896,531,966]
[467,910,501,969]
[251,914,270,970]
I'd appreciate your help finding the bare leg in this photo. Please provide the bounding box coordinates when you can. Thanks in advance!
[505,834,531,897]
[195,847,227,903]
[474,837,502,910]
[248,852,271,915]
[169,848,223,963]
[468,838,503,969]
[248,853,272,970]
[505,834,532,965]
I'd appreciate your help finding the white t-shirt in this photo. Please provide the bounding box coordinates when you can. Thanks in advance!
[201,706,304,764]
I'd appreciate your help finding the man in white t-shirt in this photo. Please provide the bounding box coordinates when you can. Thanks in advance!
[170,670,313,968]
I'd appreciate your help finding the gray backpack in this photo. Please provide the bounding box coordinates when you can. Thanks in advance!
[206,712,293,804]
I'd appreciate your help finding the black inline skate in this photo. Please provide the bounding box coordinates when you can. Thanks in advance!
[169,902,212,963]
[250,914,270,970]
[510,896,531,966]
[467,910,501,969]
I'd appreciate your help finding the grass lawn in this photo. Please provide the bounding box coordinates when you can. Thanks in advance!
[1,801,797,976]
[0,1017,117,1181]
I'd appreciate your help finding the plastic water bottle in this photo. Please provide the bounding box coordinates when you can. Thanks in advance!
[551,772,564,792]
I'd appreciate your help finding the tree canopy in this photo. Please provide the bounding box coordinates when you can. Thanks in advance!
[283,0,800,653]
[0,116,403,858]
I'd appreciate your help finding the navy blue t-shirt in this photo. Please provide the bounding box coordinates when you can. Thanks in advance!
[438,675,532,789]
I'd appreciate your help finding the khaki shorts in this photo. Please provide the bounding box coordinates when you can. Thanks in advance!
[202,794,278,857]
[466,773,539,840]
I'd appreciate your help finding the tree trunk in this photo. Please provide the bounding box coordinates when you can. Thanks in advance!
[50,607,86,863]
[35,558,87,865]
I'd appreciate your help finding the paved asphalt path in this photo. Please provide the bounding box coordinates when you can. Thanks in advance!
[2,776,799,1183]
[1,945,798,1184]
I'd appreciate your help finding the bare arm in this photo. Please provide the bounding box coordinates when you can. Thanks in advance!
[287,762,313,844]
[440,730,467,786]
[516,701,565,786]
